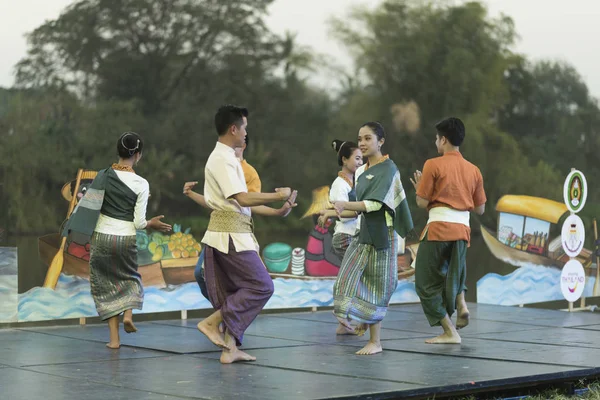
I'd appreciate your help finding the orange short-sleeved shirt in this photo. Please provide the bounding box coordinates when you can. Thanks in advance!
[241,159,261,193]
[416,151,486,244]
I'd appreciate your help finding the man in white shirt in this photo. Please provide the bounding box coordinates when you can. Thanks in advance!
[197,105,296,364]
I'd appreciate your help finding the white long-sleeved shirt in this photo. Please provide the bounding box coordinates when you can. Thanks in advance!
[329,176,359,236]
[94,170,149,236]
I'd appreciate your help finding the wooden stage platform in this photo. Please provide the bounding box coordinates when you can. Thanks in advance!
[2,303,600,399]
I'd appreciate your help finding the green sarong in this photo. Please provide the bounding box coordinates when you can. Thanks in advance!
[415,233,467,326]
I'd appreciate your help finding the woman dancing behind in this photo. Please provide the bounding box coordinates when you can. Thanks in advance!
[318,140,363,257]
[331,122,413,355]
[318,140,362,335]
[63,132,172,349]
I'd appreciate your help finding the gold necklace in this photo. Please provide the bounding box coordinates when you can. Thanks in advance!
[111,163,135,173]
[337,171,353,187]
[365,154,389,170]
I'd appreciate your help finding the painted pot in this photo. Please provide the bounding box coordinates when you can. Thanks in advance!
[262,242,292,273]
[291,248,306,276]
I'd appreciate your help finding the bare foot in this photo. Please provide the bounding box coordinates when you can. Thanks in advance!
[336,323,355,335]
[425,332,461,344]
[354,323,368,337]
[106,342,120,349]
[220,349,257,364]
[356,341,382,355]
[197,320,229,349]
[335,315,354,333]
[123,319,137,333]
[456,310,470,330]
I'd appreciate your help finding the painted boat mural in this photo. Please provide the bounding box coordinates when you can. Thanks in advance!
[38,171,419,290]
[477,194,599,306]
[480,195,594,275]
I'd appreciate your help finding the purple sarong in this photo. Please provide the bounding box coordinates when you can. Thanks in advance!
[203,239,274,346]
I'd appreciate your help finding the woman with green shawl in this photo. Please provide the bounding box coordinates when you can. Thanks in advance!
[330,122,414,355]
[63,132,171,349]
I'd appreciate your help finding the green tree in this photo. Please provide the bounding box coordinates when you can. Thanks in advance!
[329,1,516,124]
[9,0,333,233]
[328,0,519,190]
[15,0,279,115]
[0,89,144,232]
[327,0,600,235]
[499,59,600,190]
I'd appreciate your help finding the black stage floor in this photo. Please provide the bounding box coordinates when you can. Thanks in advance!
[2,303,600,399]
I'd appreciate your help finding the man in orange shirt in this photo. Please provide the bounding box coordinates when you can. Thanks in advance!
[410,117,486,344]
[236,135,261,193]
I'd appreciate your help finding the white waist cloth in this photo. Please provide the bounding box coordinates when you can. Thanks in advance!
[426,207,470,227]
[95,214,136,236]
[412,207,470,269]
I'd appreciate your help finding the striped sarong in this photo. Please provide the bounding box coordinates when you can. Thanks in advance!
[333,227,398,324]
[89,232,143,320]
[332,233,352,259]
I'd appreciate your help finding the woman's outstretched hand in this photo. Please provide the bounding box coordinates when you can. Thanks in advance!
[147,215,172,232]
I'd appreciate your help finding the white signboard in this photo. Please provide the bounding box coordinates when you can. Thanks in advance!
[563,170,588,213]
[561,215,586,258]
[560,259,586,302]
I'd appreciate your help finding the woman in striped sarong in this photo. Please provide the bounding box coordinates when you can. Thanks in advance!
[330,122,413,355]
[317,139,362,335]
[63,132,171,349]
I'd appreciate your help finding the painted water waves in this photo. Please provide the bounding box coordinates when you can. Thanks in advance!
[0,248,18,322]
[17,274,419,322]
[477,263,596,306]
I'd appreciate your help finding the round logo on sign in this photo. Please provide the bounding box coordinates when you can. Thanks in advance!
[563,170,587,213]
[560,260,586,302]
[561,215,586,258]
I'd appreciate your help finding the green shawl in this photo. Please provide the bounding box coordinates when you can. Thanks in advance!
[61,168,137,238]
[356,158,414,250]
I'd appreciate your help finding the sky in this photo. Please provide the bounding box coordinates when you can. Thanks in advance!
[1,0,599,99]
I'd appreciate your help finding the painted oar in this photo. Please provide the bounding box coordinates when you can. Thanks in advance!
[43,168,84,290]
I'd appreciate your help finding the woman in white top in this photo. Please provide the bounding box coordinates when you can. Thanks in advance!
[319,140,363,256]
[318,140,363,335]
[64,132,171,349]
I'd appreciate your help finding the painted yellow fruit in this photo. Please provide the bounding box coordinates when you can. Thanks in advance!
[190,250,199,257]
[148,242,158,254]
[151,246,163,262]
[182,250,190,258]
[172,250,182,259]
[194,243,202,251]
[167,242,176,251]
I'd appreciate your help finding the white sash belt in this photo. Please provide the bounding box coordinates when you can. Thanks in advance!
[426,207,470,227]
[410,207,470,270]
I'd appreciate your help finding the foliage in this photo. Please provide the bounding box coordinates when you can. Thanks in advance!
[2,0,599,237]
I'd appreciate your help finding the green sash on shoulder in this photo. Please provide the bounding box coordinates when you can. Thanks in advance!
[62,168,138,238]
[356,159,414,250]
